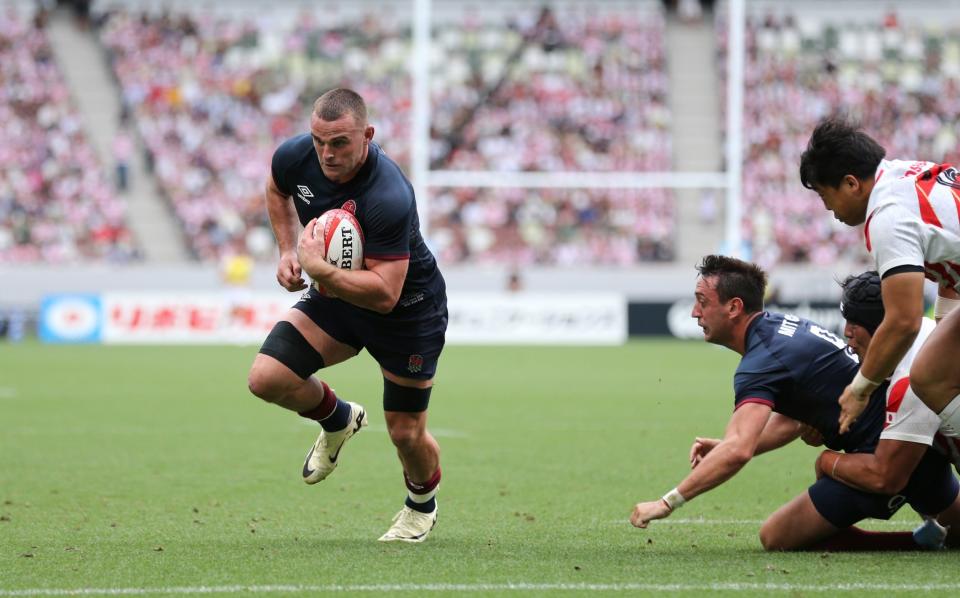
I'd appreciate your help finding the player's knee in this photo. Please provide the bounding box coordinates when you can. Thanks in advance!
[387,423,424,451]
[758,521,790,551]
[247,360,289,403]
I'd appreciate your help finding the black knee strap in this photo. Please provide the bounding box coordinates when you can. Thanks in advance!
[258,321,325,379]
[383,377,432,412]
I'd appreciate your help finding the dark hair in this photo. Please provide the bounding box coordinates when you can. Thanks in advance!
[696,255,767,314]
[840,270,883,334]
[313,88,367,124]
[799,117,886,190]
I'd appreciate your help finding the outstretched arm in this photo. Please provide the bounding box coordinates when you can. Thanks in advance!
[690,412,800,468]
[631,402,772,528]
[755,412,803,455]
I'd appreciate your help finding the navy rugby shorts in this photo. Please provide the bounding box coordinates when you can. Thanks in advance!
[809,448,959,528]
[293,286,447,380]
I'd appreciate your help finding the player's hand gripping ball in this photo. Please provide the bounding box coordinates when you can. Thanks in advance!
[311,208,365,296]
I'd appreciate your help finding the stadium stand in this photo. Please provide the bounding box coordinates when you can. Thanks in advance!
[720,4,960,268]
[429,4,676,264]
[0,6,140,262]
[94,2,675,264]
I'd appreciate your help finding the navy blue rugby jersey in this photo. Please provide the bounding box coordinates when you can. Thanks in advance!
[734,311,886,453]
[271,135,444,303]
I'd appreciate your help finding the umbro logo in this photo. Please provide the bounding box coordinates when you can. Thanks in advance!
[296,185,314,204]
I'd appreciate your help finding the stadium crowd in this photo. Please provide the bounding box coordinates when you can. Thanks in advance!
[724,8,960,268]
[96,4,675,264]
[428,6,675,263]
[0,8,139,262]
[14,2,959,267]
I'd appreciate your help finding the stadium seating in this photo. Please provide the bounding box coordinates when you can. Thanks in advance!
[720,7,960,267]
[0,9,139,262]
[429,6,676,264]
[96,3,675,264]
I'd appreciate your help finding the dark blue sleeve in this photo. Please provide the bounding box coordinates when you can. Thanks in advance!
[733,356,790,411]
[270,138,299,197]
[364,186,413,260]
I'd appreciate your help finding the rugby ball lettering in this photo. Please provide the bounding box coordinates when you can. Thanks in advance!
[314,208,365,270]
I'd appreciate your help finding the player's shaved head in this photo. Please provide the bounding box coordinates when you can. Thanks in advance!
[313,88,367,125]
[696,255,767,314]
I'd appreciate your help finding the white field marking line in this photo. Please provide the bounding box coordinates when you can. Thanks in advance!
[4,582,960,595]
[608,518,925,527]
[0,387,18,398]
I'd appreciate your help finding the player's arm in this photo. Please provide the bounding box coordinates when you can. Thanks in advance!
[815,439,927,495]
[838,271,925,433]
[298,218,407,313]
[631,402,771,528]
[754,413,803,455]
[265,174,307,292]
[690,412,800,467]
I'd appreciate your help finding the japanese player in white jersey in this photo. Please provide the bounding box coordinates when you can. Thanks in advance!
[800,118,960,439]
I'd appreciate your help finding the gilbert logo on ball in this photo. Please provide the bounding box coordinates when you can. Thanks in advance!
[315,208,365,269]
[313,208,365,296]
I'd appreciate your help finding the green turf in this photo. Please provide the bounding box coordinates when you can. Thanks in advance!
[1,340,957,596]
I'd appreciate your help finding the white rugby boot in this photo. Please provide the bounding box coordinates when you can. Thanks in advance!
[912,517,948,550]
[301,402,367,484]
[377,505,438,543]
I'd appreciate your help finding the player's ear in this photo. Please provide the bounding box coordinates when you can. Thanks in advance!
[842,174,861,193]
[364,125,374,143]
[727,296,745,318]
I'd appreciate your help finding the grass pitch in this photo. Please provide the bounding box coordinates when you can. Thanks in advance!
[1,339,958,596]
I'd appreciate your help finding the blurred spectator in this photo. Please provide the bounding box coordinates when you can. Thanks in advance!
[506,269,523,292]
[111,126,134,192]
[0,8,139,262]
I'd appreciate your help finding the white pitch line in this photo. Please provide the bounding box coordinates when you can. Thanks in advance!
[608,518,929,527]
[4,582,960,596]
[0,387,18,399]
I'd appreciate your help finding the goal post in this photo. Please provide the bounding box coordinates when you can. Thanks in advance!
[410,0,745,257]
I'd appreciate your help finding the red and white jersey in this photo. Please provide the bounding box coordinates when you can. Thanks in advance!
[865,159,960,289]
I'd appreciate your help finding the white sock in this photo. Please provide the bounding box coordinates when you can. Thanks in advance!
[408,485,438,505]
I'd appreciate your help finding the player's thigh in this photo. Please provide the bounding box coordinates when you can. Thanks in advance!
[760,492,837,551]
[911,307,960,402]
[902,448,960,517]
[250,307,358,387]
[363,293,447,386]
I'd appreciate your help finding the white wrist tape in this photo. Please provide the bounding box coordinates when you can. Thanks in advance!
[662,487,687,511]
[934,295,960,320]
[850,370,882,397]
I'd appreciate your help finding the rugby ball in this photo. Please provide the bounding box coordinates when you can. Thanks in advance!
[314,208,364,270]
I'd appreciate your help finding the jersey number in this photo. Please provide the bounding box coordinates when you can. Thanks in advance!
[810,325,858,363]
